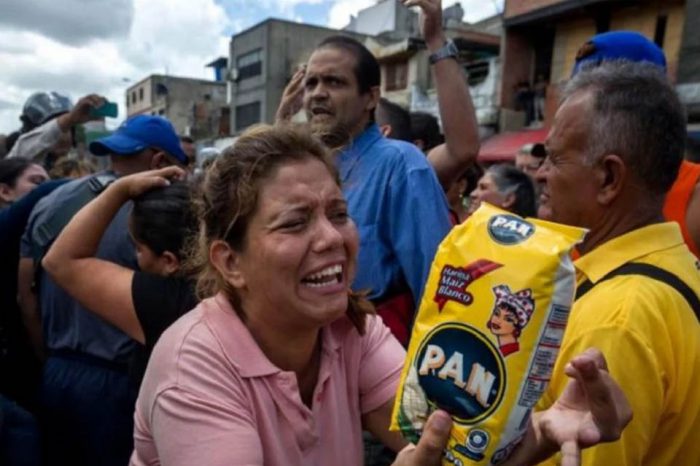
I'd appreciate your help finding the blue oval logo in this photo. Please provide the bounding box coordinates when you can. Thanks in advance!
[415,323,506,424]
[487,214,535,245]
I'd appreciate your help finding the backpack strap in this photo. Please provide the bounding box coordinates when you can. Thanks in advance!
[576,262,700,323]
[32,173,116,263]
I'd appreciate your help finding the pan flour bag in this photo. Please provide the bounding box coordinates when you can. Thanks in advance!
[391,203,586,465]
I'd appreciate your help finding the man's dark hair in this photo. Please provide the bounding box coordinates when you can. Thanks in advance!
[410,112,443,151]
[317,35,380,94]
[377,98,412,142]
[0,158,33,187]
[179,136,194,144]
[564,61,686,195]
[487,164,537,218]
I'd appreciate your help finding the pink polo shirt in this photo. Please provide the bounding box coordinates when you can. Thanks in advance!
[130,293,405,466]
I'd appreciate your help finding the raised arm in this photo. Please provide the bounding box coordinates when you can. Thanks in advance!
[42,167,185,344]
[7,94,105,161]
[404,0,480,190]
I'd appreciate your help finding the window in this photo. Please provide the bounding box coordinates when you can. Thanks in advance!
[236,49,263,80]
[654,15,668,48]
[385,62,408,91]
[465,60,490,87]
[156,83,169,95]
[139,88,144,101]
[235,101,261,131]
[131,91,137,104]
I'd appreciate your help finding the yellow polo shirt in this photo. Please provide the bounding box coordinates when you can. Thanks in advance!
[537,222,700,466]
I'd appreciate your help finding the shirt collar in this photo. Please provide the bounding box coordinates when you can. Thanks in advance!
[339,123,381,160]
[206,293,343,378]
[575,222,685,283]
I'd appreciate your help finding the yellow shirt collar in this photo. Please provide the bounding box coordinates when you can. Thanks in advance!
[574,222,685,283]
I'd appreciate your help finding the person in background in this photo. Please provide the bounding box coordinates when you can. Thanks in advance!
[48,158,96,180]
[7,93,105,170]
[536,60,700,466]
[409,111,443,153]
[277,32,451,348]
[0,159,66,466]
[179,136,196,171]
[43,167,198,384]
[468,164,536,218]
[376,98,413,142]
[515,81,535,126]
[130,123,632,466]
[533,74,548,122]
[566,30,700,257]
[515,142,547,179]
[445,162,484,224]
[0,159,49,208]
[17,114,188,466]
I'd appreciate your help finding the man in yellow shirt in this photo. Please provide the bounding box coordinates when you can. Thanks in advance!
[535,61,700,466]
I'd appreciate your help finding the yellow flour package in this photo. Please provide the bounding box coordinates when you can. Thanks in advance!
[391,203,586,465]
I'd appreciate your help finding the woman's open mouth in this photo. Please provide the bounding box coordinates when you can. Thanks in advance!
[301,264,343,289]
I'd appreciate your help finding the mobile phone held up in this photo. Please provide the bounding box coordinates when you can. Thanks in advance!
[90,101,118,118]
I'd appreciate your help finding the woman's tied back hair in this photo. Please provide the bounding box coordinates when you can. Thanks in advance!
[187,123,374,333]
[130,182,197,268]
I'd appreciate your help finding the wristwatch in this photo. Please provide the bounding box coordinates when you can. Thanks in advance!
[429,40,459,65]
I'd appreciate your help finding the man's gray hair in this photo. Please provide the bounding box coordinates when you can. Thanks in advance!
[563,61,686,195]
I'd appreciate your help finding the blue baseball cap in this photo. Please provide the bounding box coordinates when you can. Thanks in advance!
[89,115,188,164]
[572,31,667,76]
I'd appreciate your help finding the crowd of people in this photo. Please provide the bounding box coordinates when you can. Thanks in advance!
[0,0,698,465]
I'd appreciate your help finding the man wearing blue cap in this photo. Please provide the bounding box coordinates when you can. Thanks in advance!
[534,32,700,466]
[538,31,700,258]
[17,114,187,466]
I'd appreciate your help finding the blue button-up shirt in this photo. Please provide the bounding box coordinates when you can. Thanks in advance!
[336,124,451,307]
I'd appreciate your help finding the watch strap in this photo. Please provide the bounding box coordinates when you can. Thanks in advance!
[429,40,459,65]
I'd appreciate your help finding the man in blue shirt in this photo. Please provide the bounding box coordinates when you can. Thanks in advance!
[299,35,452,346]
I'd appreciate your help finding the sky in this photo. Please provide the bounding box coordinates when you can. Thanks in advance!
[0,0,503,134]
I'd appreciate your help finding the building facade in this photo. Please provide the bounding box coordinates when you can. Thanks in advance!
[228,19,367,134]
[500,0,691,129]
[125,75,229,139]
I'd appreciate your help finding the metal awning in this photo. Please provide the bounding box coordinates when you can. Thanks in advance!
[478,127,550,163]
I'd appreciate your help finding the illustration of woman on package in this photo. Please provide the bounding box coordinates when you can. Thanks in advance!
[487,285,534,356]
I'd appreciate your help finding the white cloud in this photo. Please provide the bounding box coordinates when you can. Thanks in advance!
[0,0,133,45]
[327,0,375,29]
[0,0,231,134]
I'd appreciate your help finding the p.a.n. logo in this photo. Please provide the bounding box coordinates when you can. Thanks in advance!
[415,323,506,425]
[488,214,535,245]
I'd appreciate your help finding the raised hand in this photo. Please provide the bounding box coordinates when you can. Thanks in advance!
[402,0,445,51]
[504,348,632,466]
[276,65,306,123]
[111,166,187,199]
[57,94,106,131]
